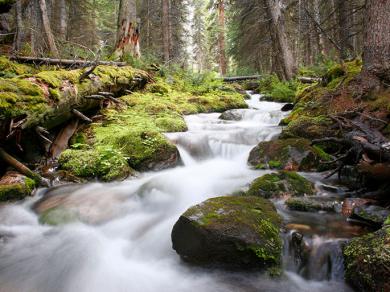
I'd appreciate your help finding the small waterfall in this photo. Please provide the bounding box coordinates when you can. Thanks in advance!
[283,231,347,282]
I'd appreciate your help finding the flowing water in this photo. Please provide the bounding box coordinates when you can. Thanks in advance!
[0,93,365,292]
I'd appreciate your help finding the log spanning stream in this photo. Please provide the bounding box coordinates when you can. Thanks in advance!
[0,93,366,292]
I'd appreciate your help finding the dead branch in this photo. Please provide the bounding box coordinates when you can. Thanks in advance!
[71,109,92,123]
[10,56,126,68]
[0,147,43,184]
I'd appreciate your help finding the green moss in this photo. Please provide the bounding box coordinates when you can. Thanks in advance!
[343,226,390,291]
[280,115,334,140]
[249,138,331,172]
[184,196,282,264]
[385,216,390,226]
[0,176,36,202]
[268,160,282,169]
[0,56,36,77]
[59,147,133,181]
[0,78,47,119]
[36,69,80,88]
[246,171,315,199]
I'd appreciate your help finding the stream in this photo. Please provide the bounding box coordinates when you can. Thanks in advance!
[0,93,367,292]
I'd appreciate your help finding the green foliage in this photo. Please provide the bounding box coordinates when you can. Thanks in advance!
[258,75,297,103]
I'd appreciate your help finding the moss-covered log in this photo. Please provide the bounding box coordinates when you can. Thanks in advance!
[0,65,150,134]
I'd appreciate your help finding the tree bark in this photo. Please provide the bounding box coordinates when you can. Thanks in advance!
[313,0,326,58]
[362,0,390,82]
[264,0,297,80]
[115,0,140,59]
[217,0,227,75]
[38,0,59,57]
[162,0,170,63]
[336,0,352,60]
[13,0,23,52]
[59,0,67,38]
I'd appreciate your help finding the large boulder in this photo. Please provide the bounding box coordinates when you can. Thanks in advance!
[343,225,390,292]
[219,109,243,121]
[248,138,332,171]
[351,205,390,227]
[171,196,282,270]
[246,171,315,199]
[0,171,36,202]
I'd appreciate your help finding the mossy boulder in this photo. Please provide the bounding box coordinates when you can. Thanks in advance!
[171,196,282,270]
[0,171,36,202]
[58,147,134,182]
[248,138,332,172]
[280,115,334,140]
[285,197,336,212]
[246,171,315,199]
[351,205,390,227]
[343,226,390,292]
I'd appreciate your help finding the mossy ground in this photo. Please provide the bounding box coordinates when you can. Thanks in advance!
[343,226,390,292]
[246,171,315,198]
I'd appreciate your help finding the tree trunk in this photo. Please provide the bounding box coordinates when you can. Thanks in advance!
[336,0,352,60]
[115,0,140,59]
[264,0,297,80]
[13,0,23,52]
[362,0,390,82]
[217,0,227,76]
[162,0,170,63]
[55,0,67,39]
[313,0,326,58]
[38,0,59,57]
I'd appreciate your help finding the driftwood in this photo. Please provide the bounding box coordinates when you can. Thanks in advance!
[0,147,43,184]
[49,119,79,159]
[10,56,127,68]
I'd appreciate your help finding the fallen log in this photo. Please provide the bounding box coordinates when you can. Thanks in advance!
[222,75,261,82]
[0,147,43,184]
[0,64,150,132]
[10,56,127,68]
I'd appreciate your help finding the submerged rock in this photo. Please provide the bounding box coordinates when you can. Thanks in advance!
[248,138,332,171]
[171,196,282,270]
[281,103,294,112]
[246,171,315,199]
[343,226,390,292]
[285,197,337,213]
[351,205,390,227]
[219,109,243,121]
[0,171,36,202]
